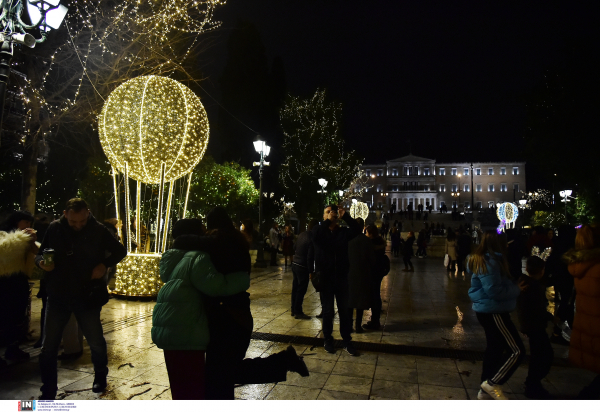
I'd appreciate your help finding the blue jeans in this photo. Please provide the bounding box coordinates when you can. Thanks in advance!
[319,276,352,342]
[40,296,108,394]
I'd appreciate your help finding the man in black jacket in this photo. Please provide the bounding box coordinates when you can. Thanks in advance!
[312,205,360,355]
[36,199,127,399]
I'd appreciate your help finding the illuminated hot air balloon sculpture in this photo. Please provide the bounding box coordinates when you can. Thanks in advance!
[98,75,209,296]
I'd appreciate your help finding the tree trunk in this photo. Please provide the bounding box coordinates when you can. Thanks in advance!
[20,138,38,213]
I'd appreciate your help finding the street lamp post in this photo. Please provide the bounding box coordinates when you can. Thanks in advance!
[253,139,270,268]
[318,178,328,210]
[559,189,573,224]
[0,0,68,145]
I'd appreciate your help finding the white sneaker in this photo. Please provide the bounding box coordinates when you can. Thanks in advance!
[477,389,493,400]
[481,380,508,400]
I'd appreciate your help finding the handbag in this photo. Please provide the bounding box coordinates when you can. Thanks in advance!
[443,254,450,267]
[311,272,323,292]
[83,279,109,308]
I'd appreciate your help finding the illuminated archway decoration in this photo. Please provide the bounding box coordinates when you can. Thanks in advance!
[99,75,209,296]
[496,202,519,233]
[350,202,369,220]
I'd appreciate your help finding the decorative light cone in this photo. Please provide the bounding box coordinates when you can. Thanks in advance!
[98,75,209,183]
[350,202,369,220]
[98,75,209,297]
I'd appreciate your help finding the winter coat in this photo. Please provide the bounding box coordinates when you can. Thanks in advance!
[402,235,415,256]
[35,215,127,298]
[269,227,280,249]
[372,236,388,277]
[445,239,458,260]
[282,232,294,256]
[467,252,521,313]
[311,213,360,283]
[151,249,250,350]
[0,230,38,277]
[347,233,376,309]
[457,234,472,257]
[293,231,314,270]
[516,274,550,333]
[563,247,600,374]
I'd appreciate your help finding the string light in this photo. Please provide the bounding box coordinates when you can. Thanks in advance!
[98,75,209,184]
[279,89,362,197]
[100,75,209,297]
[350,202,369,220]
[113,254,162,296]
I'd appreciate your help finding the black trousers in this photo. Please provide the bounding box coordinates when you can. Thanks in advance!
[403,255,413,269]
[0,272,30,345]
[320,278,352,342]
[203,293,288,400]
[291,264,310,314]
[270,247,278,265]
[457,254,468,274]
[476,312,525,385]
[370,275,384,325]
[525,329,553,386]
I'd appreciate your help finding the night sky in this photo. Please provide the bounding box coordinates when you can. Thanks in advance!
[198,1,595,165]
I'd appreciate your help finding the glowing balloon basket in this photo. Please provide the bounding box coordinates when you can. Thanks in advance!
[496,202,519,233]
[99,75,209,297]
[350,202,369,221]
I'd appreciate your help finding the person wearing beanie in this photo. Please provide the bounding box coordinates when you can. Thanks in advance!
[169,207,309,400]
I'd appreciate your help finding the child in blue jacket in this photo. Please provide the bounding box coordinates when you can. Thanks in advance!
[467,230,526,400]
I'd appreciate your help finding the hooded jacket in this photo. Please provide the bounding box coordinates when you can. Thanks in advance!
[467,252,521,313]
[35,214,126,298]
[151,249,250,350]
[563,247,600,374]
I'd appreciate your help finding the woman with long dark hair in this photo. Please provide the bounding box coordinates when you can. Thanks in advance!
[467,230,526,400]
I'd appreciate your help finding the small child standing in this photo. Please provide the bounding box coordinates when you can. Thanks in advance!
[517,256,554,399]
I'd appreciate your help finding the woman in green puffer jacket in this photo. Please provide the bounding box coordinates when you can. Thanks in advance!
[151,219,249,400]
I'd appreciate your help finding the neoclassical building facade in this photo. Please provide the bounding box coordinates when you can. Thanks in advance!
[357,154,526,212]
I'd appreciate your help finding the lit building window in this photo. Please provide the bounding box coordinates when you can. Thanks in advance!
[365,169,371,176]
[464,168,469,176]
[439,168,445,176]
[392,169,398,176]
[464,184,470,192]
[477,201,482,209]
[488,184,494,192]
[465,201,470,208]
[513,167,519,175]
[501,184,507,192]
[488,168,494,175]
[513,183,519,192]
[424,168,430,176]
[377,184,382,192]
[393,185,398,191]
[440,184,445,192]
[451,168,457,176]
[415,166,419,175]
[476,184,482,192]
[377,169,383,177]
[488,201,495,208]
[476,168,481,176]
[500,167,506,175]
[452,184,457,192]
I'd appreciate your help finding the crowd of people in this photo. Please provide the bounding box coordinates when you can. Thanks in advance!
[1,198,599,401]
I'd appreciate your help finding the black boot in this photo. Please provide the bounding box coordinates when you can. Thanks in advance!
[5,343,30,361]
[92,373,108,393]
[284,346,309,377]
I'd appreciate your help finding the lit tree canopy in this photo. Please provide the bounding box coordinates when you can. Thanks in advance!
[279,89,362,212]
[6,0,225,213]
[185,156,259,220]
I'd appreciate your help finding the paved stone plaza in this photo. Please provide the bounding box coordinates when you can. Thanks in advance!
[0,244,596,400]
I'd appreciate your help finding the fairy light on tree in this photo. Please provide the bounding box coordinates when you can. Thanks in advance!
[98,75,209,297]
[279,89,362,229]
[7,0,225,213]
